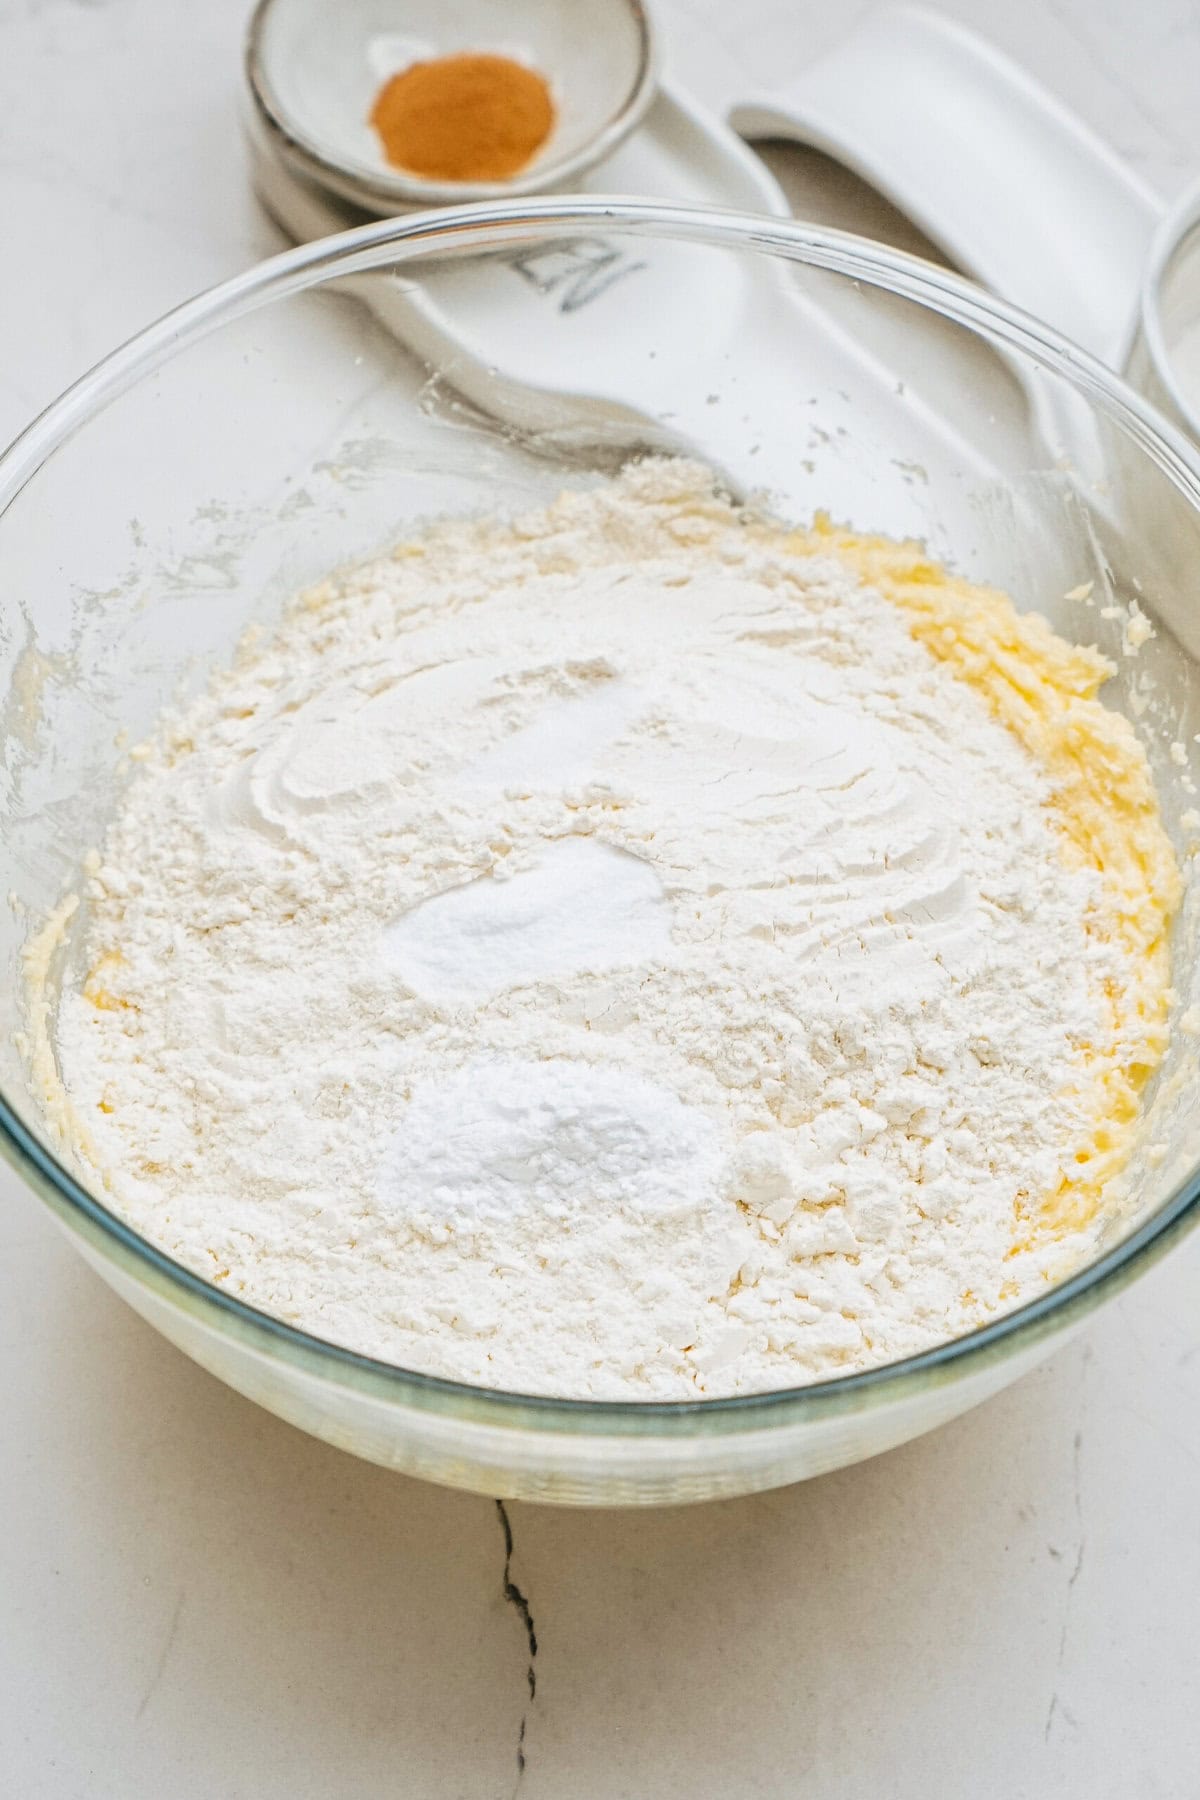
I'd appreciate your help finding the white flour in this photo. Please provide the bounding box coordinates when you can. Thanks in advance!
[52,461,1119,1398]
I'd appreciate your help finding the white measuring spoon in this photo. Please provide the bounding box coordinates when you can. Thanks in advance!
[247,78,1003,547]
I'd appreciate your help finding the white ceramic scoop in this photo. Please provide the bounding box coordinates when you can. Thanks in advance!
[247,77,1001,544]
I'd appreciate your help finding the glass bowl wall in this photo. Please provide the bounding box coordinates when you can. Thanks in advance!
[3,200,1200,1504]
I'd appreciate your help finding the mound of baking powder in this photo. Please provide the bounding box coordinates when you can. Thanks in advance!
[51,461,1121,1398]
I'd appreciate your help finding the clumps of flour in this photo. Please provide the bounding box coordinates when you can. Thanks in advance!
[46,460,1124,1398]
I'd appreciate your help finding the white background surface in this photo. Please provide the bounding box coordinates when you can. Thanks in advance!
[3,1,1200,1794]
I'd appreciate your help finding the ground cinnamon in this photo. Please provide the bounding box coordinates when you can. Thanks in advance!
[369,52,555,183]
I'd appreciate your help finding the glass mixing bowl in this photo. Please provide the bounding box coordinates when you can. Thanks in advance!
[4,199,1200,1506]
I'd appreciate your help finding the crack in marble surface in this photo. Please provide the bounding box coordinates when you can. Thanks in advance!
[1044,1360,1090,1745]
[135,1587,186,1723]
[496,1501,538,1792]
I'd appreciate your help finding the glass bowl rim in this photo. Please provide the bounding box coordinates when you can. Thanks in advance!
[4,193,1200,1436]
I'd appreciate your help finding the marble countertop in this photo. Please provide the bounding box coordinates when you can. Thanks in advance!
[3,1,1200,1793]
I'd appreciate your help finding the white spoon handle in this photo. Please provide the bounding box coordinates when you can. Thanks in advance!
[729,3,1162,368]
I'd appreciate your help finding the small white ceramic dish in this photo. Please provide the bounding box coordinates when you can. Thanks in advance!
[245,0,657,211]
